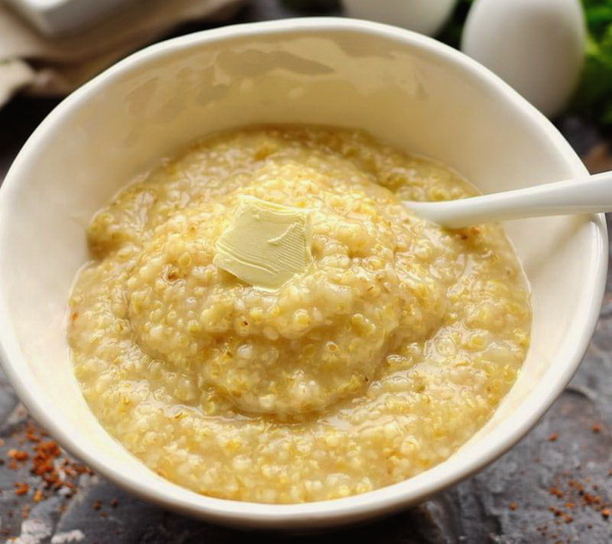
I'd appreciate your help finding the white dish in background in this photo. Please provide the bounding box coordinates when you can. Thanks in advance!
[6,0,135,36]
[343,0,457,36]
[461,0,586,118]
[0,18,606,529]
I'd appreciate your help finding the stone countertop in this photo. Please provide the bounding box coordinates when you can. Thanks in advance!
[0,4,610,543]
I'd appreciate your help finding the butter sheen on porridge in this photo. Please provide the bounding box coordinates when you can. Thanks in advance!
[68,126,531,503]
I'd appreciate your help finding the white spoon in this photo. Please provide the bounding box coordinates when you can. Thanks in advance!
[404,171,612,228]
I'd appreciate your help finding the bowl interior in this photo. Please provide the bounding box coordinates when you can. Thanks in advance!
[0,20,605,528]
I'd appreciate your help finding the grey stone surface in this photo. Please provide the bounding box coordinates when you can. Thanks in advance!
[0,2,610,542]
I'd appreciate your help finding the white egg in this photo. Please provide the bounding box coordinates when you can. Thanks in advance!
[343,0,458,37]
[461,0,586,117]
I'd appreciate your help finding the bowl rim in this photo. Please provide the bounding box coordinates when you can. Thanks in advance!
[0,17,607,528]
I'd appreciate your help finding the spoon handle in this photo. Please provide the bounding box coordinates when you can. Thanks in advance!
[404,171,612,228]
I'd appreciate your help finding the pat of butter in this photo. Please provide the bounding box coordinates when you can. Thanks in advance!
[214,196,312,290]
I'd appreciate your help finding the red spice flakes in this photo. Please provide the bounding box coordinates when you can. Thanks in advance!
[14,482,29,496]
[508,502,518,511]
[36,440,61,458]
[547,433,559,442]
[25,423,41,443]
[8,449,29,462]
[548,506,574,524]
[0,419,101,530]
[568,479,585,493]
[546,476,611,524]
[33,460,53,476]
[32,440,62,486]
[92,500,102,510]
[583,492,602,506]
[549,487,564,498]
[591,423,602,434]
[73,463,93,475]
[5,422,93,498]
[110,498,119,508]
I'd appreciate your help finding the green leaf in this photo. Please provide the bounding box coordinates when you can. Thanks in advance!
[571,4,612,127]
[437,0,474,47]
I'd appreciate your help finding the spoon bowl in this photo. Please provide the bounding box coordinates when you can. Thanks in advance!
[405,171,612,228]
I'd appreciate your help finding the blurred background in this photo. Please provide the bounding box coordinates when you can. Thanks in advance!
[1,1,612,164]
[0,1,610,543]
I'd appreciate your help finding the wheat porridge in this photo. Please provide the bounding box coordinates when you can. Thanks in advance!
[68,125,531,503]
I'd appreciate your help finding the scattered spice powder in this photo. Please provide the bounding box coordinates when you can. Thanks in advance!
[591,423,602,434]
[14,482,29,496]
[548,506,574,523]
[583,493,602,506]
[544,475,611,527]
[569,479,584,493]
[92,500,102,510]
[509,502,518,511]
[1,419,94,517]
[549,506,563,517]
[25,423,40,443]
[8,449,29,462]
[547,433,559,442]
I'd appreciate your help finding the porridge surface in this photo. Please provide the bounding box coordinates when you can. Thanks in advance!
[68,126,531,503]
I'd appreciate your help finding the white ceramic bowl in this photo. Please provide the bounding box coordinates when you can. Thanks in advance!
[0,18,606,530]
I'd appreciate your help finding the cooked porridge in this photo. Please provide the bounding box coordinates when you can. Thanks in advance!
[68,126,531,503]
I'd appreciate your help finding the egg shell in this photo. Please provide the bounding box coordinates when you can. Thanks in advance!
[461,0,586,117]
[343,0,458,37]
